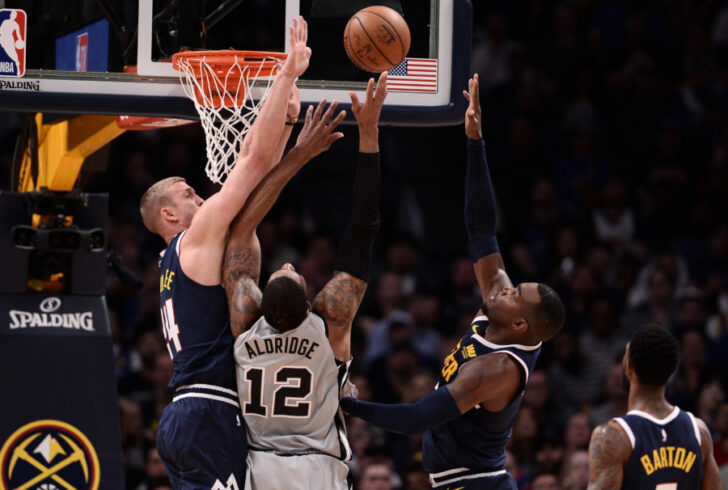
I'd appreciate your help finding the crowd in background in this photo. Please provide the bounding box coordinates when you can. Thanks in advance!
[2,1,728,489]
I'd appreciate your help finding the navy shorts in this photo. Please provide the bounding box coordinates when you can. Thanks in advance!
[430,470,517,490]
[157,390,246,489]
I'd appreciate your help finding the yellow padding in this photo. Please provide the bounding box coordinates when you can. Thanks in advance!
[20,114,126,192]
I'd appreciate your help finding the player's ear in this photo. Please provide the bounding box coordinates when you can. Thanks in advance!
[623,356,635,379]
[513,317,528,333]
[160,206,178,224]
[306,300,312,311]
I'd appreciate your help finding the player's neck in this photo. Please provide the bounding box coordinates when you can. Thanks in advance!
[483,323,535,346]
[628,384,673,418]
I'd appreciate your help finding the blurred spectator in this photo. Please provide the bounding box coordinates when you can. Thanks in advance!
[119,397,151,487]
[580,295,628,381]
[534,437,565,477]
[404,464,430,490]
[712,401,728,469]
[356,458,398,490]
[406,294,442,361]
[118,331,165,424]
[563,413,593,456]
[623,267,678,331]
[695,380,726,430]
[549,332,605,413]
[297,234,336,299]
[666,328,711,412]
[523,369,560,439]
[560,450,589,490]
[592,177,635,248]
[134,446,170,490]
[384,235,420,297]
[402,371,437,404]
[589,360,629,427]
[506,448,527,488]
[532,473,563,490]
[472,13,522,90]
[367,341,424,404]
[509,405,540,477]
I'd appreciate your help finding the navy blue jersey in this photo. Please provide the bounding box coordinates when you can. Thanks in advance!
[423,315,541,483]
[615,408,703,489]
[158,231,236,391]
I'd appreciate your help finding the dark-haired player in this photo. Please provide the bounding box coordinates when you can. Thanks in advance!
[223,74,388,489]
[340,73,566,489]
[587,326,721,489]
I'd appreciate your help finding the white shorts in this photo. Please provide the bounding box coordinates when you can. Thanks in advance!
[244,450,350,490]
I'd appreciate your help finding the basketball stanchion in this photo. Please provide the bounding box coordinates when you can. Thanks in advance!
[172,50,288,184]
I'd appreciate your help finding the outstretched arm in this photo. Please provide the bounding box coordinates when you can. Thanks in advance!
[224,100,346,338]
[181,16,311,285]
[241,83,301,165]
[340,352,521,434]
[463,74,513,302]
[313,73,387,361]
[587,421,631,489]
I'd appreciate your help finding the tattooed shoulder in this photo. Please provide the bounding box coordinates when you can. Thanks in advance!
[587,421,630,489]
[312,272,366,328]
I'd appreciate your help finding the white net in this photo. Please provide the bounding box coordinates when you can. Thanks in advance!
[175,53,281,184]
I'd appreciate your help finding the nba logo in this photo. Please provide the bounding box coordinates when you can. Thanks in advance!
[76,32,88,72]
[0,9,26,77]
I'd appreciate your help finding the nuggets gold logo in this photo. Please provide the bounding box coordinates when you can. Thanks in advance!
[0,420,100,489]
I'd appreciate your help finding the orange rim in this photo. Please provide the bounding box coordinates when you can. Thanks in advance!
[172,50,287,107]
[173,50,287,78]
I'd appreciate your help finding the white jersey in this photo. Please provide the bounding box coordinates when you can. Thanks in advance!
[234,312,352,460]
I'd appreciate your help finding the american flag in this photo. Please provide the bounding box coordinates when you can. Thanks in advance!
[387,58,438,93]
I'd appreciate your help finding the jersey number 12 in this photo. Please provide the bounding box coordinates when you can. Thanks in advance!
[244,367,313,417]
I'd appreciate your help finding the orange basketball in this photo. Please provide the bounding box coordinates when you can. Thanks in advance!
[343,6,411,73]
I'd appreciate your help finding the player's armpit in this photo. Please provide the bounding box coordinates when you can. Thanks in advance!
[696,418,722,490]
[444,353,521,414]
[587,421,630,490]
[223,241,263,338]
[312,271,366,359]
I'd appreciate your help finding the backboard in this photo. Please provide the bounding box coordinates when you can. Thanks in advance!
[0,0,471,126]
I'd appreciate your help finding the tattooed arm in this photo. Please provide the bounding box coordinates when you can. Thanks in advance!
[587,421,631,490]
[223,100,346,338]
[697,418,722,490]
[312,272,366,360]
[224,239,263,338]
[313,74,386,362]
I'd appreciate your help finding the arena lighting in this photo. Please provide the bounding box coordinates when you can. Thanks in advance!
[11,225,106,252]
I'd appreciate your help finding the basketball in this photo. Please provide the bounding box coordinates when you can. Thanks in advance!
[343,6,411,73]
[15,40,25,50]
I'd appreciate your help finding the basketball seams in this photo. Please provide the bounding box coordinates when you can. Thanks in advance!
[344,18,379,73]
[360,8,406,59]
[353,15,396,68]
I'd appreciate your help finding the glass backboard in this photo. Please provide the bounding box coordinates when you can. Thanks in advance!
[0,0,471,126]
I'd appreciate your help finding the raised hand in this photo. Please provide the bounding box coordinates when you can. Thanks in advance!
[349,71,388,129]
[295,100,346,159]
[462,73,482,140]
[282,16,311,78]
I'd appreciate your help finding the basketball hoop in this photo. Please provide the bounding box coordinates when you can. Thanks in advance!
[172,50,288,184]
